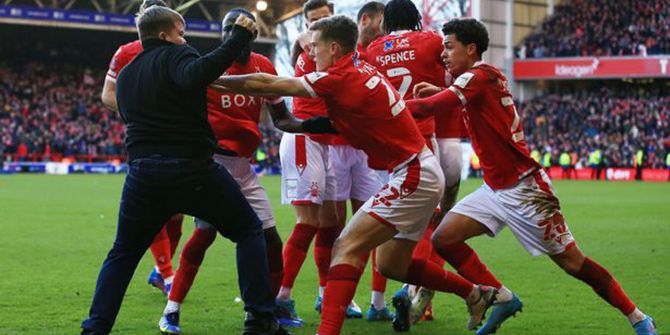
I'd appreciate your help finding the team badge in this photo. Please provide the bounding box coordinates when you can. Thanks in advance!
[383,40,394,52]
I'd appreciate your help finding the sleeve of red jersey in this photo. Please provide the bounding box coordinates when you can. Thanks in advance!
[106,45,128,80]
[448,69,485,106]
[259,56,284,105]
[299,71,337,98]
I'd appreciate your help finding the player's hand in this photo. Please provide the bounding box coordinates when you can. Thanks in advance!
[297,31,312,54]
[234,15,257,35]
[302,116,338,134]
[413,82,443,98]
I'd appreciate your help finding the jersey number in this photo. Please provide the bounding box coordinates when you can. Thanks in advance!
[365,74,405,117]
[386,67,412,98]
[502,96,524,142]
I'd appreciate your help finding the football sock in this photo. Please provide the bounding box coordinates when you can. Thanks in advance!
[168,227,215,304]
[627,308,646,326]
[370,248,388,294]
[315,226,340,288]
[405,258,474,300]
[435,242,503,289]
[164,300,181,314]
[371,290,386,310]
[317,264,363,335]
[150,226,173,279]
[165,214,183,258]
[496,285,513,303]
[570,257,636,316]
[278,223,317,299]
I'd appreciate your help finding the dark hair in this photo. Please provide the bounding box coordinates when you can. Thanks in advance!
[303,0,334,18]
[137,6,184,41]
[138,0,167,14]
[222,8,256,28]
[442,18,489,56]
[357,1,385,22]
[309,15,358,54]
[383,0,422,33]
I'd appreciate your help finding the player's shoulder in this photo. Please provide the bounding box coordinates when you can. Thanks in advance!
[250,52,274,68]
[453,63,501,89]
[117,40,143,56]
[367,34,393,50]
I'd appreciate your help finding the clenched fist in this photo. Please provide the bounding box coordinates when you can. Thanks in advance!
[235,15,257,35]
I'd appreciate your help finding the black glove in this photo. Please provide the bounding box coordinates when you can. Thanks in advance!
[302,116,338,134]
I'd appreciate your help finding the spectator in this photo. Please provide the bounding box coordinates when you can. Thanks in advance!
[518,0,670,58]
[520,85,669,170]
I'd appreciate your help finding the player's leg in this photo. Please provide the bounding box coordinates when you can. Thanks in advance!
[148,214,184,295]
[148,226,173,293]
[165,214,183,259]
[347,149,392,320]
[549,245,655,333]
[227,154,285,297]
[160,219,216,334]
[437,138,463,219]
[277,133,327,320]
[514,171,656,334]
[317,210,399,335]
[431,187,520,335]
[81,160,176,335]
[178,161,280,334]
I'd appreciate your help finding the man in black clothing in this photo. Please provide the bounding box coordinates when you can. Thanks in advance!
[80,6,303,335]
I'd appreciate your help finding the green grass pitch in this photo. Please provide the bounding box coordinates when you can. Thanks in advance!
[0,175,668,335]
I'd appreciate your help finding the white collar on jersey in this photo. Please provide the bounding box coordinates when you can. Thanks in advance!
[389,30,411,36]
[473,60,487,68]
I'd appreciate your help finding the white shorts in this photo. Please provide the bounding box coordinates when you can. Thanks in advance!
[329,145,382,202]
[195,154,276,230]
[279,133,336,205]
[361,149,445,241]
[451,169,575,256]
[436,138,462,188]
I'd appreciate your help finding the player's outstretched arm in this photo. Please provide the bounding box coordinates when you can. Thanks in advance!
[213,73,312,98]
[101,77,118,112]
[406,86,462,119]
[265,100,337,134]
[413,82,444,98]
[267,99,303,133]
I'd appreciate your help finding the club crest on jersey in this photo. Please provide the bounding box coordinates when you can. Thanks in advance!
[384,40,394,52]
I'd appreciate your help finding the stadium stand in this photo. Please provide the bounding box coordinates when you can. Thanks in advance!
[518,0,670,58]
[0,25,281,170]
[520,84,669,169]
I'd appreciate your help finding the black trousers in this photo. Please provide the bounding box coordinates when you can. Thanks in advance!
[81,157,275,334]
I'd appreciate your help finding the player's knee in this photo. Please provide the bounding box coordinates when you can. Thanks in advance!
[430,229,456,251]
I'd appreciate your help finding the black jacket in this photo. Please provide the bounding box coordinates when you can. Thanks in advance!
[116,25,253,160]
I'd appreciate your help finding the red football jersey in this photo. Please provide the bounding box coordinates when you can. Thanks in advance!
[406,62,540,189]
[206,52,278,158]
[366,31,445,138]
[293,51,340,145]
[300,53,426,171]
[107,40,143,80]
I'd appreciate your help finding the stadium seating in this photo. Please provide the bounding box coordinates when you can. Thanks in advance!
[520,85,669,168]
[518,0,670,58]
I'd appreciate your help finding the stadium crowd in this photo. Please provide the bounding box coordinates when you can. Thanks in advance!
[0,62,282,169]
[2,59,668,170]
[518,0,670,58]
[520,86,670,169]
